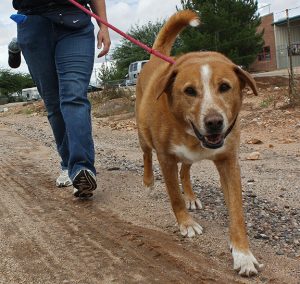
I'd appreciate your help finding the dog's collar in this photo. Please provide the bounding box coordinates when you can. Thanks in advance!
[224,115,238,138]
[190,115,238,148]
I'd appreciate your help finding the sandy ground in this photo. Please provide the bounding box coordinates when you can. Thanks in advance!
[0,78,299,283]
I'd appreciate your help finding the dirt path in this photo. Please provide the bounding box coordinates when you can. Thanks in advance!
[0,126,227,284]
[0,101,299,283]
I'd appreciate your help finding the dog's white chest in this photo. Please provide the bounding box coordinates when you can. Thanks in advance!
[171,144,224,162]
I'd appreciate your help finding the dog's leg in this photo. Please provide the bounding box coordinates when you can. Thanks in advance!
[180,163,202,210]
[158,155,203,237]
[138,134,154,188]
[214,158,263,276]
[143,148,154,187]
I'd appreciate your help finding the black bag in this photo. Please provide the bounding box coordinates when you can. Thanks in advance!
[42,7,91,29]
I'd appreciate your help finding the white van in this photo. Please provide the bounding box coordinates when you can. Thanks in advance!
[22,87,41,101]
[127,60,148,86]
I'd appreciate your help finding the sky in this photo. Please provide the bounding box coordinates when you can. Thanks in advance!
[0,0,299,82]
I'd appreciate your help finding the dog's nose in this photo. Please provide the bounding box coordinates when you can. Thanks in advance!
[204,113,224,133]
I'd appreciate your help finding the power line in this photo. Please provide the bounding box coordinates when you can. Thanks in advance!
[274,6,300,15]
[289,6,300,11]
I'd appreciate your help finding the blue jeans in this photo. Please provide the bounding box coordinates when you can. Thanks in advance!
[17,15,96,180]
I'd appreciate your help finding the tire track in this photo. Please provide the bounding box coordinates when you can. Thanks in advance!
[0,126,235,284]
[1,124,299,284]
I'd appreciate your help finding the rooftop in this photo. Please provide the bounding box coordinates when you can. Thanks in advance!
[273,14,300,26]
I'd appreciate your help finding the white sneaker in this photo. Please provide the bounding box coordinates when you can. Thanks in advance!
[56,170,72,187]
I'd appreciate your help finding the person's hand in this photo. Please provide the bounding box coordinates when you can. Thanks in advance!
[97,28,111,58]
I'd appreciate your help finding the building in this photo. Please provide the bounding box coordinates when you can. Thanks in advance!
[274,15,300,69]
[250,13,300,72]
[250,13,277,72]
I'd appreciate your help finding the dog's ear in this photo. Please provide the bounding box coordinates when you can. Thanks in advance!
[234,66,258,96]
[156,67,178,99]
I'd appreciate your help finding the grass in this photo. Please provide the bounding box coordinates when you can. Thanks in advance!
[90,86,136,118]
[260,97,274,108]
[89,86,135,105]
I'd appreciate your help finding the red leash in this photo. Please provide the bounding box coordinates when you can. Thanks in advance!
[68,0,175,64]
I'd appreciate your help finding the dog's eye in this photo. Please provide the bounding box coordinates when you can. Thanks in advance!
[184,87,197,97]
[219,83,231,93]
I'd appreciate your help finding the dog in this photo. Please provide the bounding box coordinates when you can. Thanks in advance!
[135,10,263,276]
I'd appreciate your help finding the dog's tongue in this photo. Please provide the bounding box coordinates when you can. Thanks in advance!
[205,134,223,145]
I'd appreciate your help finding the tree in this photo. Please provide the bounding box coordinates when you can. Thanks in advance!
[97,61,119,84]
[111,21,164,79]
[110,21,182,79]
[0,69,34,97]
[178,0,264,68]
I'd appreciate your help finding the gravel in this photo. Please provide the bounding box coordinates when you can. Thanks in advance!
[1,115,299,260]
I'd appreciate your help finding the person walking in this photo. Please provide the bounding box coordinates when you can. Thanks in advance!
[12,0,111,198]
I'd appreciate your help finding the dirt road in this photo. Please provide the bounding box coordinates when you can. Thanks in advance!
[0,126,224,284]
[0,93,299,283]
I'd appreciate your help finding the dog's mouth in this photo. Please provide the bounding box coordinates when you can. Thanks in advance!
[190,121,224,149]
[190,115,238,150]
[203,134,224,149]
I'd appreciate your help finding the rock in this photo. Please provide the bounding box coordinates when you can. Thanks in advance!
[107,167,120,171]
[246,152,261,160]
[247,138,263,144]
[282,138,296,144]
[254,233,269,240]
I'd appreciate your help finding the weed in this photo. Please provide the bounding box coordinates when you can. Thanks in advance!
[260,95,276,108]
[90,86,136,118]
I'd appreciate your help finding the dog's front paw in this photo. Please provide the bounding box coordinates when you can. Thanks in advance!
[179,218,203,238]
[231,247,263,277]
[143,175,154,188]
[186,197,202,210]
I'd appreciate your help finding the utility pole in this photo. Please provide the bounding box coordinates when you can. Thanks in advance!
[286,9,298,105]
[94,68,98,86]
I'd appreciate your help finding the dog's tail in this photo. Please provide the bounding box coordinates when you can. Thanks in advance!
[152,10,199,58]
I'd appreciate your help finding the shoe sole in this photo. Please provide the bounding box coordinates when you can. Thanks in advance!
[73,170,97,198]
[8,51,21,69]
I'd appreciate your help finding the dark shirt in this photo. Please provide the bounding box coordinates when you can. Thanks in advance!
[13,0,89,13]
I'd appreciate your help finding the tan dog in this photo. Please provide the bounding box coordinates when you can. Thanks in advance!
[135,10,263,276]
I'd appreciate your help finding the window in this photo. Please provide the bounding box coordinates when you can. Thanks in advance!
[132,63,138,71]
[290,43,300,56]
[258,46,271,61]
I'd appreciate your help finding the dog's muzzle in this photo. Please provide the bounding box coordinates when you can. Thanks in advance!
[190,115,238,149]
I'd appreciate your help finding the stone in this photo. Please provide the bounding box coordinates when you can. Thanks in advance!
[246,152,261,160]
[247,138,263,144]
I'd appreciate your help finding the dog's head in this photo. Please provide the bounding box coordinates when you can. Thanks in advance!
[156,52,258,149]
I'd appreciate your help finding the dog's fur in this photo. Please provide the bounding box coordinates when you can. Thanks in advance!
[135,10,263,276]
